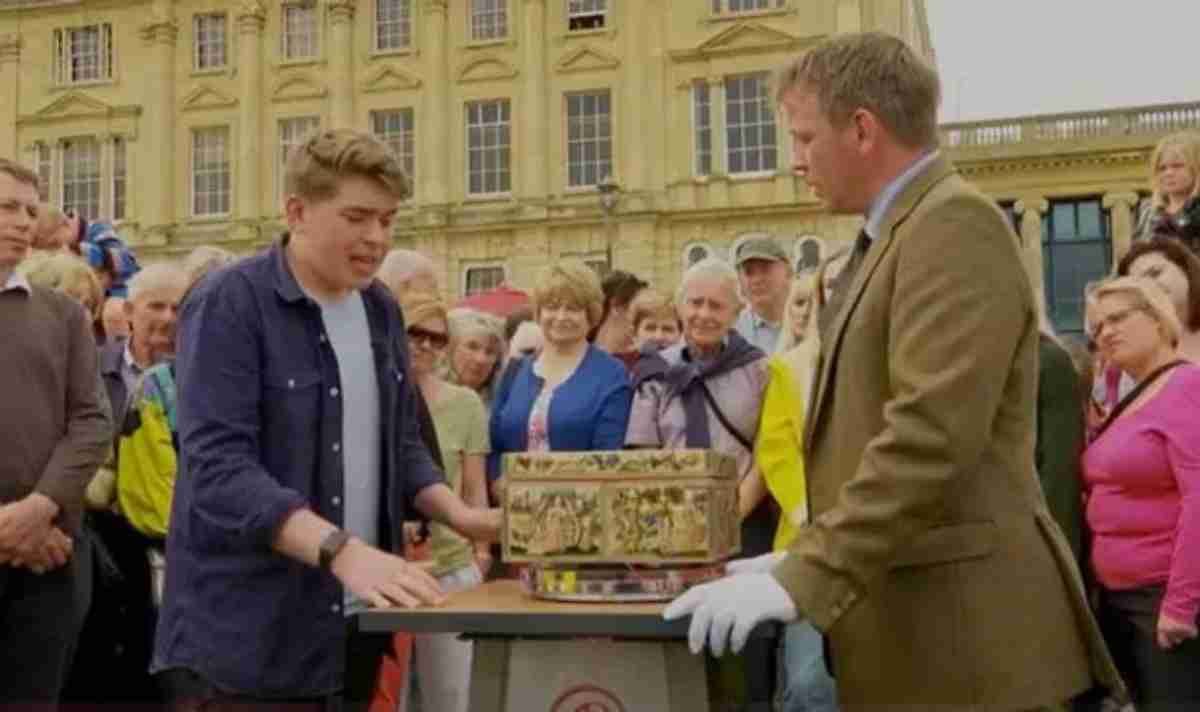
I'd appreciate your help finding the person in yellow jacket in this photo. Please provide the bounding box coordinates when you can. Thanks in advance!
[753,270,839,712]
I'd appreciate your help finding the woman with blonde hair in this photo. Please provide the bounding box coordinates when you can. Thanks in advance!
[489,260,632,485]
[751,270,837,712]
[1083,276,1200,710]
[1136,131,1200,249]
[19,250,104,322]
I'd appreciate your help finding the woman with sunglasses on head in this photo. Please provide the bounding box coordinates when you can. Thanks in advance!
[400,291,491,712]
[1082,277,1200,711]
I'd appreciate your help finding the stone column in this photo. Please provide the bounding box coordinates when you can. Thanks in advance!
[235,2,266,225]
[327,0,356,130]
[1015,197,1048,303]
[707,77,729,207]
[837,0,863,33]
[139,1,179,239]
[1104,191,1140,266]
[0,35,20,158]
[520,0,548,202]
[422,0,450,206]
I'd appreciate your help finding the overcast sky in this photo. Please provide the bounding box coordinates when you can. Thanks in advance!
[927,0,1200,123]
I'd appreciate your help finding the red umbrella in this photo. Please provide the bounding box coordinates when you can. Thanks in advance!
[455,283,530,317]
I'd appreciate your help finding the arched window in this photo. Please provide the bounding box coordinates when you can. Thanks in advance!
[682,242,714,271]
[794,235,824,272]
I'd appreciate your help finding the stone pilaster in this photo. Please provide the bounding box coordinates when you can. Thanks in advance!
[139,3,179,238]
[0,34,20,158]
[327,0,356,129]
[620,0,645,194]
[520,0,548,201]
[1015,197,1049,303]
[1103,191,1140,266]
[236,1,266,221]
[422,0,450,205]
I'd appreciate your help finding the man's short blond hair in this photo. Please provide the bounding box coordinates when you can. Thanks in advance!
[284,129,411,203]
[775,32,941,149]
[531,260,605,329]
[0,158,40,189]
[1088,276,1183,347]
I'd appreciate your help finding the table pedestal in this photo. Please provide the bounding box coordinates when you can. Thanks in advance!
[471,637,707,712]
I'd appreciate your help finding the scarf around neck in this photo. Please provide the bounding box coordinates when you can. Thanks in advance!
[633,330,764,448]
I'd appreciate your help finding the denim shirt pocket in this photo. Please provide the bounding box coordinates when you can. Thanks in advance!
[262,369,324,445]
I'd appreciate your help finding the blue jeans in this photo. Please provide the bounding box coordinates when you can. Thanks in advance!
[777,620,838,712]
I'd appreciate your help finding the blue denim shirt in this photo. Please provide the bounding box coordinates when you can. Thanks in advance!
[151,241,443,697]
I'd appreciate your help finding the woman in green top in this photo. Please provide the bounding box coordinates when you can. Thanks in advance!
[400,291,491,712]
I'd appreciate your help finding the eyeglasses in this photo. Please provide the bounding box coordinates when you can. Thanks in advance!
[1090,305,1146,341]
[407,326,449,350]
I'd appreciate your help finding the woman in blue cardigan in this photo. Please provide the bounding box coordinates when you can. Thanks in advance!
[488,260,633,487]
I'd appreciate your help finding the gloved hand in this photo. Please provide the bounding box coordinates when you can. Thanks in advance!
[725,551,786,576]
[663,572,798,657]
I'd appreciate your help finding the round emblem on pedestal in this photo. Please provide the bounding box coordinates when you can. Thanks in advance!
[549,684,627,712]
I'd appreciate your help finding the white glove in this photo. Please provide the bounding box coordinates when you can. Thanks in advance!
[725,551,786,576]
[663,572,798,657]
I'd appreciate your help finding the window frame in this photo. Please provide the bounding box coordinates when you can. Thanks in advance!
[60,137,102,221]
[191,126,232,218]
[193,12,229,71]
[711,0,786,15]
[280,2,319,62]
[465,98,513,198]
[374,0,413,53]
[276,115,321,210]
[111,136,127,223]
[469,0,509,42]
[34,142,53,203]
[567,0,608,32]
[692,81,713,177]
[370,108,417,191]
[724,72,778,177]
[53,23,114,86]
[564,89,613,190]
[1042,197,1112,337]
[462,261,507,297]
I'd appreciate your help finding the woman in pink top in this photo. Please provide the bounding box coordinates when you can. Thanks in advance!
[1083,276,1200,710]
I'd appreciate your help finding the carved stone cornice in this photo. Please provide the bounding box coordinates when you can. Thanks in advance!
[0,34,20,64]
[140,20,180,46]
[953,150,1150,179]
[1014,198,1049,217]
[1102,191,1140,210]
[327,0,355,23]
[236,0,266,32]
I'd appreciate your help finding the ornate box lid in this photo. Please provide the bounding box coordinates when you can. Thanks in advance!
[502,449,737,481]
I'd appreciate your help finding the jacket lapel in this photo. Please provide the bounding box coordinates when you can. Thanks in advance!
[803,157,958,452]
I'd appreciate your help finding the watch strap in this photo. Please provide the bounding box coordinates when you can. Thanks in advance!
[319,529,352,571]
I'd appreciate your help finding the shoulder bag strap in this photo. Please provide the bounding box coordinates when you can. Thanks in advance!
[699,381,754,454]
[1093,359,1186,441]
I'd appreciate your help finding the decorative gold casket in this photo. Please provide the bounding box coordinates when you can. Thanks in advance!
[501,449,741,600]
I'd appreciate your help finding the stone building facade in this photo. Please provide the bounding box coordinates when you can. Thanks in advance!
[0,0,932,298]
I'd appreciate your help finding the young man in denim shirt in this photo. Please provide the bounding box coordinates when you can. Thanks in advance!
[152,130,499,710]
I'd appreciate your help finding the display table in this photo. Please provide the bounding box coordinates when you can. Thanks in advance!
[355,579,711,712]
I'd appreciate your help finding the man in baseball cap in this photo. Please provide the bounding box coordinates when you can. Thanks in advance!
[733,234,794,352]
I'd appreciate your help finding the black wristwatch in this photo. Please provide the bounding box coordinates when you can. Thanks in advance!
[318,530,352,571]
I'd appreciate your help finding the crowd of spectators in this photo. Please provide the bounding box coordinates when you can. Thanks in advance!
[3,107,1200,711]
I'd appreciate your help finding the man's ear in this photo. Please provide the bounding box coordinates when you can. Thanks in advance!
[284,195,306,233]
[852,108,883,155]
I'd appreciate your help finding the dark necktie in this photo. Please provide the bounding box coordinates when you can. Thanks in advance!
[818,229,872,339]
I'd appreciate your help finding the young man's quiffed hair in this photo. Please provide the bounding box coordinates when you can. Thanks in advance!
[284,129,411,202]
[0,158,42,189]
[775,32,941,149]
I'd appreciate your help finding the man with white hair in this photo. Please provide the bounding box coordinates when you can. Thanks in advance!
[101,263,188,433]
[379,249,437,301]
